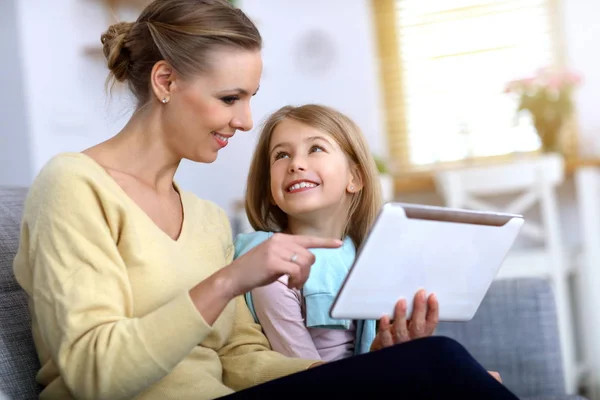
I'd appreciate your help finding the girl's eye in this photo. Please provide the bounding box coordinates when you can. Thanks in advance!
[274,151,289,160]
[221,96,240,105]
[310,145,324,153]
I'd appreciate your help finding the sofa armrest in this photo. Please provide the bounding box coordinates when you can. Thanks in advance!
[436,278,567,399]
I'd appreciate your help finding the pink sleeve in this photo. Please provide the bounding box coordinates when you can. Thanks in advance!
[250,276,322,361]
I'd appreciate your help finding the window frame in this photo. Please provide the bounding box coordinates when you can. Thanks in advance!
[371,0,572,193]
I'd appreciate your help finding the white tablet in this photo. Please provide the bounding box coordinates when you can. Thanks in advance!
[329,203,524,322]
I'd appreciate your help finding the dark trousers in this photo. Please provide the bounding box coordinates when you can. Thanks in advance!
[224,336,519,399]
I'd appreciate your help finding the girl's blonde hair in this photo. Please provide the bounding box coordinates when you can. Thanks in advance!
[245,104,383,248]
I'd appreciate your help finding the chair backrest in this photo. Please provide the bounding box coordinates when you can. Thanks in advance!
[434,154,579,394]
[436,154,564,196]
[0,186,41,399]
[434,153,565,249]
[436,278,567,398]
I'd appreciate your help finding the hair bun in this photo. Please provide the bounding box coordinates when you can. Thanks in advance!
[101,22,134,82]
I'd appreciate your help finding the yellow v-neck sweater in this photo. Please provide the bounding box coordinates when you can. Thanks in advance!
[13,153,314,400]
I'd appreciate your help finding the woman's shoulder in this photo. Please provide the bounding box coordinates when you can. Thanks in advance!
[32,152,110,191]
[233,231,274,259]
[25,152,123,217]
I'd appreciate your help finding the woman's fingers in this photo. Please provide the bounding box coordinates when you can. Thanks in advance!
[392,299,410,343]
[286,233,343,249]
[231,233,342,295]
[276,242,315,289]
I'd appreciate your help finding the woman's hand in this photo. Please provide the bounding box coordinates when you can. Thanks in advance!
[189,233,341,326]
[370,289,439,351]
[225,233,342,297]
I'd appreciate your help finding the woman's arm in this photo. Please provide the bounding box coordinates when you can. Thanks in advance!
[251,277,322,360]
[15,165,215,400]
[218,296,317,391]
[216,212,319,390]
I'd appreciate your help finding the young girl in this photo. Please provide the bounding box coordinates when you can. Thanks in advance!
[233,104,382,361]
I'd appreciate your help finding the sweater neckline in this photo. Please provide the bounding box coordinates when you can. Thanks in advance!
[60,152,189,244]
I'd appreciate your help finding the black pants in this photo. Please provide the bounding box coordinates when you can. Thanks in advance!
[224,336,519,399]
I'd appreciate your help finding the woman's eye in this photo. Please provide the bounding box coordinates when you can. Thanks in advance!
[274,151,289,160]
[221,96,239,105]
[310,145,324,153]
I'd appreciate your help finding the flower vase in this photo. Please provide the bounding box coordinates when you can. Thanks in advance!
[536,126,561,154]
[533,111,565,154]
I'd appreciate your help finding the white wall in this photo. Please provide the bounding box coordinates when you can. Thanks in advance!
[15,0,133,176]
[6,0,384,216]
[0,0,31,186]
[4,0,599,217]
[562,0,600,156]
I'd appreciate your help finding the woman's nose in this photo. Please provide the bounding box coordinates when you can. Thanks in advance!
[231,104,253,132]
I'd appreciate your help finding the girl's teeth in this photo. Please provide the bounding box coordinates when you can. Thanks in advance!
[288,182,317,192]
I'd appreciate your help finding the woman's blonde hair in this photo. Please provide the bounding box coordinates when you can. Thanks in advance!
[100,0,261,106]
[245,104,383,248]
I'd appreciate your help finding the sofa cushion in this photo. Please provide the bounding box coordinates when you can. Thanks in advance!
[437,278,566,399]
[0,186,41,399]
[0,291,41,399]
[0,187,28,293]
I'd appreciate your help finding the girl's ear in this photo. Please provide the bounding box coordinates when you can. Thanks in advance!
[347,164,364,194]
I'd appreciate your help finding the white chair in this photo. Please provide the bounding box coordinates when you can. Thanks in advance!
[433,153,580,395]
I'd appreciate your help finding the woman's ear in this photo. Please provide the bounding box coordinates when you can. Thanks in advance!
[347,165,364,194]
[150,60,176,104]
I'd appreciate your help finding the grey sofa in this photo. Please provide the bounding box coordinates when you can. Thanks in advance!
[0,185,586,399]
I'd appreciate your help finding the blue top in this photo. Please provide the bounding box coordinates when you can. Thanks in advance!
[234,231,376,356]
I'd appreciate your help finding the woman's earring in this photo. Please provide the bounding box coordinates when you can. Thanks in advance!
[162,97,170,104]
[349,185,355,192]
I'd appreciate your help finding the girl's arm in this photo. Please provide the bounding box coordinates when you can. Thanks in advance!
[250,276,322,360]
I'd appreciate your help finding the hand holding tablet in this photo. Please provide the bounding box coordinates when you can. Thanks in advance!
[370,288,439,351]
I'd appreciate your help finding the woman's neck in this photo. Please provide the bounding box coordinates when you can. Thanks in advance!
[84,107,180,193]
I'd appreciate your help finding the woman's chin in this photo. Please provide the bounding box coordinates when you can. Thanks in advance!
[187,150,219,164]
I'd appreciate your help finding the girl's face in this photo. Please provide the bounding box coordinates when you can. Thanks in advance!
[163,48,262,163]
[268,118,359,221]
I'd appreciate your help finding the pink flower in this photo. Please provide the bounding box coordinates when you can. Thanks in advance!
[564,71,582,86]
[547,75,562,91]
[505,67,583,95]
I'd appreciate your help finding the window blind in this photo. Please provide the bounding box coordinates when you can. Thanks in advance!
[375,0,560,166]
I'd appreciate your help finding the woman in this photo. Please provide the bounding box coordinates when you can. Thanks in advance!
[13,0,516,399]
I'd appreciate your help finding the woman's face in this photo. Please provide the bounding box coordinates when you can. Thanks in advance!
[163,48,263,163]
